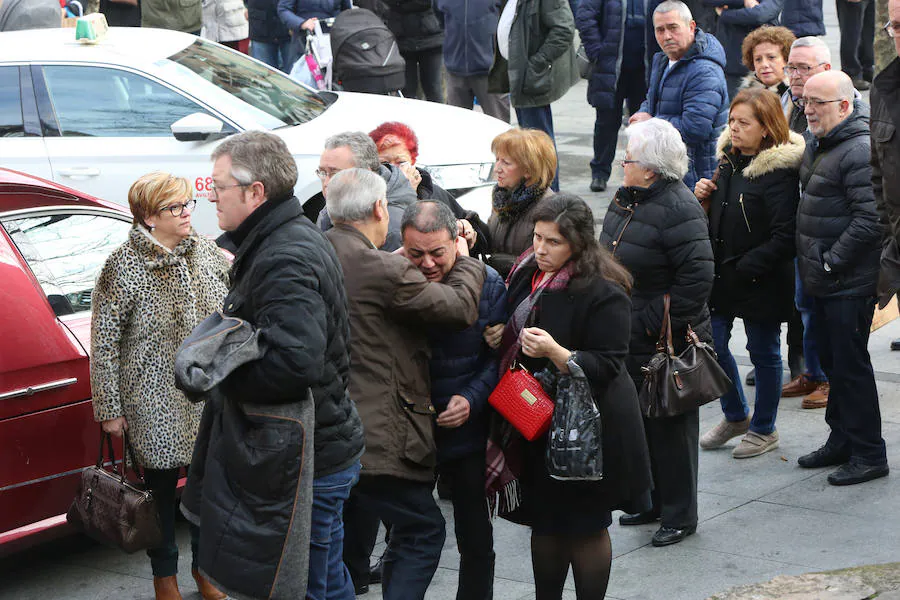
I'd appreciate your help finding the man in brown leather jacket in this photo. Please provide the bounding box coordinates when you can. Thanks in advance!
[323,168,486,600]
[872,0,900,349]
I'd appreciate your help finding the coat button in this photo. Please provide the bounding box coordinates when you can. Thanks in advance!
[228,303,233,310]
[612,240,618,246]
[428,405,436,413]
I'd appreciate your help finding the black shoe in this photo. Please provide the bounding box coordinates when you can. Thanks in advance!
[354,583,369,595]
[852,78,871,91]
[368,556,383,585]
[651,525,696,547]
[891,338,900,351]
[863,70,875,83]
[619,511,660,526]
[798,444,851,468]
[827,462,889,486]
[745,368,756,387]
[590,177,607,192]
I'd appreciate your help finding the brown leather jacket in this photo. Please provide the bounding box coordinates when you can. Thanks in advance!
[325,224,486,481]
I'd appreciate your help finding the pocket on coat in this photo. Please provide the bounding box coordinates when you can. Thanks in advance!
[522,61,552,97]
[396,393,436,468]
[225,413,303,503]
[872,120,896,143]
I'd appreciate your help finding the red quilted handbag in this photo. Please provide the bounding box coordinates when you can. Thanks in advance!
[489,363,555,441]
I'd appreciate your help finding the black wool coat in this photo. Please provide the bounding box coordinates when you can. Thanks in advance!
[707,128,804,323]
[507,264,653,515]
[600,179,715,381]
[797,108,882,298]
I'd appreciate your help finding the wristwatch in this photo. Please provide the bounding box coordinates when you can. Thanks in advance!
[566,351,580,372]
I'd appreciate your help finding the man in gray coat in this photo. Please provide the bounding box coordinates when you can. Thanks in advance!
[324,169,485,600]
[795,71,888,486]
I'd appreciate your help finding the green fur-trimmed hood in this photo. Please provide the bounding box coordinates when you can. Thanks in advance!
[715,127,806,179]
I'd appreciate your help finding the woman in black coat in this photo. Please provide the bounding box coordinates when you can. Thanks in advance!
[488,194,652,599]
[694,88,803,458]
[599,118,714,547]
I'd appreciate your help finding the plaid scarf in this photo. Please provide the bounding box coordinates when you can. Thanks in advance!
[492,181,546,222]
[486,248,574,517]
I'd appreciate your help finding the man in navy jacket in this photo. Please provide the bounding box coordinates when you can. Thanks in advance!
[401,200,507,599]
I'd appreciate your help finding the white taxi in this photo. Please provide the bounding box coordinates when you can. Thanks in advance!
[0,27,505,234]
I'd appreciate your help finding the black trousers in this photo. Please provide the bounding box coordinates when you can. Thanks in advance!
[438,451,495,600]
[813,295,887,465]
[642,409,699,529]
[836,0,876,78]
[402,47,445,103]
[591,66,646,180]
[144,467,199,577]
[343,475,445,600]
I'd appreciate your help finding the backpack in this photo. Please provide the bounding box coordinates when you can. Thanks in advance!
[330,8,406,94]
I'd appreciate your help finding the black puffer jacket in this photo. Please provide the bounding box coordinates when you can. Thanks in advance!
[600,179,715,380]
[797,108,883,298]
[707,128,804,322]
[218,195,365,478]
[382,0,444,53]
[248,0,290,43]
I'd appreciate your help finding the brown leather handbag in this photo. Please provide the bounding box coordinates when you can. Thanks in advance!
[67,432,163,553]
[638,295,732,418]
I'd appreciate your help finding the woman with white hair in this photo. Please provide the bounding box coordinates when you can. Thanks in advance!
[599,118,714,547]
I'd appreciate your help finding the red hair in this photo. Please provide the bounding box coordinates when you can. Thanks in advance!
[369,121,419,163]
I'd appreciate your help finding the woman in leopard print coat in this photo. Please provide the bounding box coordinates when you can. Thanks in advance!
[90,172,229,600]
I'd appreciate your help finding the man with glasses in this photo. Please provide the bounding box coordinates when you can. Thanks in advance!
[871,5,900,352]
[795,70,889,486]
[205,131,366,598]
[310,131,417,251]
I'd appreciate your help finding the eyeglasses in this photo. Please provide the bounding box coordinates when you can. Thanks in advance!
[884,20,900,38]
[158,198,196,217]
[621,159,639,167]
[315,168,342,181]
[209,182,249,197]
[797,97,844,110]
[784,63,826,76]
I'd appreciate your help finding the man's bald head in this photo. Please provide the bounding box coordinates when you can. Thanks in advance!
[889,0,900,58]
[803,71,855,138]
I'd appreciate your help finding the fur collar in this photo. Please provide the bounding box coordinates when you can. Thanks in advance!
[129,225,198,270]
[715,127,806,179]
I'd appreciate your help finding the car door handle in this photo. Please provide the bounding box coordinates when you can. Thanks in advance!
[0,377,78,401]
[58,167,100,179]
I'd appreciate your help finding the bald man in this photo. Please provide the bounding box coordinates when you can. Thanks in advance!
[795,70,888,486]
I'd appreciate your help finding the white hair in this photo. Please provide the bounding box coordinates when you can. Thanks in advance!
[791,36,832,65]
[625,118,689,181]
[654,0,693,25]
[326,168,387,223]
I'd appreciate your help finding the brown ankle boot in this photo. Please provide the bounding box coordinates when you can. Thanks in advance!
[153,575,182,600]
[192,568,227,600]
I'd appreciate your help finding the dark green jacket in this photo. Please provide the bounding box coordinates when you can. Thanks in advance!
[489,0,579,108]
[141,0,202,33]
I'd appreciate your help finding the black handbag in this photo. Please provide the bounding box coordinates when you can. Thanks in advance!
[638,294,732,418]
[66,432,163,554]
[545,362,603,481]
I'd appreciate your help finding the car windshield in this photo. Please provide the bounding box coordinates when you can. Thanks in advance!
[167,38,327,128]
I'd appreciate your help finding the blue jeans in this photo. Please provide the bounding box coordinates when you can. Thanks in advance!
[307,461,361,600]
[794,261,827,381]
[250,39,293,73]
[514,105,560,191]
[711,315,783,435]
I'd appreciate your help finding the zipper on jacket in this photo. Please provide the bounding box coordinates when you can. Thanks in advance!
[738,193,751,233]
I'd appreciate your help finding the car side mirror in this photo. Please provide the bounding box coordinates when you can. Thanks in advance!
[171,113,225,142]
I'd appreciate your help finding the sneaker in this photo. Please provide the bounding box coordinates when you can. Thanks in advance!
[781,374,819,397]
[801,382,829,409]
[700,417,750,449]
[732,430,779,458]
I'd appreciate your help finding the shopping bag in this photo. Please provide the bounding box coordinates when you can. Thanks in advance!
[545,362,603,481]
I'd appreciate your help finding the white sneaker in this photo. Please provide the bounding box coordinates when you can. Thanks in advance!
[732,430,780,459]
[699,417,750,449]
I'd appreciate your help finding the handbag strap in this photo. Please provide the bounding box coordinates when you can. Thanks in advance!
[122,431,146,484]
[656,293,675,356]
[96,432,116,469]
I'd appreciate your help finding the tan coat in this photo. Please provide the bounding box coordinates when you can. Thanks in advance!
[325,224,485,481]
[91,227,229,469]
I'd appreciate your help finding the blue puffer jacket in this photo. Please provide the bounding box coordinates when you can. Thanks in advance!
[705,0,783,77]
[575,0,647,110]
[435,0,502,77]
[782,0,825,37]
[428,265,507,463]
[639,28,729,189]
[277,0,350,37]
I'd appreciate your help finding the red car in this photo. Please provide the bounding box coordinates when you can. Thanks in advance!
[0,169,136,555]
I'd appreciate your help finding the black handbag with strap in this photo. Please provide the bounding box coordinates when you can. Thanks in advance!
[66,432,163,553]
[638,294,733,418]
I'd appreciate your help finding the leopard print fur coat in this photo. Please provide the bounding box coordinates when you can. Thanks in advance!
[91,226,230,470]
